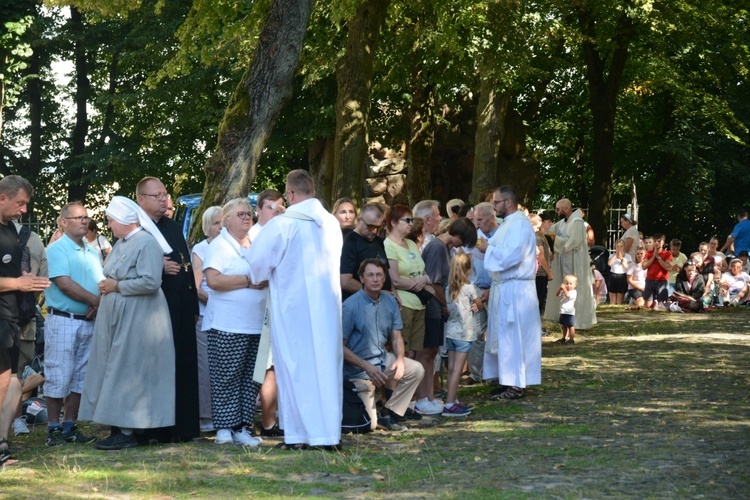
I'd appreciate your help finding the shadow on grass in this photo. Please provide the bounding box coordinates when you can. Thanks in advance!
[3,310,749,498]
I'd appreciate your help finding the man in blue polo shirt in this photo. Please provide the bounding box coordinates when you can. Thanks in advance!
[342,258,424,431]
[721,209,750,257]
[44,202,104,446]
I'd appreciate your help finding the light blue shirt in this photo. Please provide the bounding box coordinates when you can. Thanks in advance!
[46,234,105,315]
[342,290,402,380]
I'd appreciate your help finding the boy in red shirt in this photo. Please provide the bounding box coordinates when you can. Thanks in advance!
[641,233,673,309]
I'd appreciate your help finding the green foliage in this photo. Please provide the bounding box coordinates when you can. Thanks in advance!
[0,0,746,239]
[0,12,34,116]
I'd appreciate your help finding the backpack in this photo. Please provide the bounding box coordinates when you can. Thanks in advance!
[17,226,38,326]
[341,380,372,434]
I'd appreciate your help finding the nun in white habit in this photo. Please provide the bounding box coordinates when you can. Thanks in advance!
[79,196,176,450]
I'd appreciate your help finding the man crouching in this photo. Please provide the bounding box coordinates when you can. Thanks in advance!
[342,259,424,431]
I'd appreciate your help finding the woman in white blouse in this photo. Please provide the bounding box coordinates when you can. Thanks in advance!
[607,239,632,304]
[203,199,268,447]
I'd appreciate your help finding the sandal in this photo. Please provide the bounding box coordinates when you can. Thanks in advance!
[1,439,15,465]
[491,387,525,400]
[275,442,308,451]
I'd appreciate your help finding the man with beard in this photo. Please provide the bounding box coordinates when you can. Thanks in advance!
[476,186,541,400]
[543,198,597,330]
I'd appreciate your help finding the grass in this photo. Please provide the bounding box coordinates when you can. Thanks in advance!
[3,306,750,498]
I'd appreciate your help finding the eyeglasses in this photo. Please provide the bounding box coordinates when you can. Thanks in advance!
[363,222,384,232]
[141,193,169,200]
[65,216,91,223]
[236,211,253,219]
[399,217,414,225]
[493,199,508,206]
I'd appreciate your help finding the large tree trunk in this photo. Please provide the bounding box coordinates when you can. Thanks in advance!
[68,6,89,203]
[469,70,510,204]
[331,0,391,208]
[196,0,315,231]
[308,136,335,207]
[578,7,634,245]
[405,64,434,206]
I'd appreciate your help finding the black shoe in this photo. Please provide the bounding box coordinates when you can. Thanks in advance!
[65,426,97,444]
[403,407,422,420]
[378,415,407,432]
[564,338,575,345]
[46,429,67,447]
[260,424,284,437]
[95,432,139,450]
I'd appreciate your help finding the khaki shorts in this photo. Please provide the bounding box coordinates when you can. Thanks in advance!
[400,306,425,352]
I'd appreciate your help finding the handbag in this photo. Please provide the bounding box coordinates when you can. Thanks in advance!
[415,288,433,305]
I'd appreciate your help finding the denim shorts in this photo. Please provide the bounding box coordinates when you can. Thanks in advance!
[445,337,473,353]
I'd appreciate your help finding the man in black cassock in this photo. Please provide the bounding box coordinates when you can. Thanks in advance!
[137,177,200,442]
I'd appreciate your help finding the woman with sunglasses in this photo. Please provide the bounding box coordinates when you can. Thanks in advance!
[202,198,268,447]
[384,205,438,415]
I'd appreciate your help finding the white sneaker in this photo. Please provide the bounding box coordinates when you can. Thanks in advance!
[429,399,444,413]
[13,416,29,435]
[414,398,443,415]
[729,297,740,306]
[232,427,262,447]
[215,429,233,444]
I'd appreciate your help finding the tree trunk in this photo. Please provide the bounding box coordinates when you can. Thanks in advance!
[67,6,89,203]
[331,0,391,208]
[308,136,334,207]
[196,0,315,235]
[405,64,434,206]
[469,70,510,203]
[578,7,634,245]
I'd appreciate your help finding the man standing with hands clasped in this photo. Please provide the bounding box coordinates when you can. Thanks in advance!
[44,202,105,446]
[136,177,199,443]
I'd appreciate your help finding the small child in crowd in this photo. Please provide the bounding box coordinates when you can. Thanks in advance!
[442,253,482,417]
[556,274,578,345]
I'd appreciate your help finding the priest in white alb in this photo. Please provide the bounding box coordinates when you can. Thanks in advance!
[476,186,541,400]
[245,169,343,449]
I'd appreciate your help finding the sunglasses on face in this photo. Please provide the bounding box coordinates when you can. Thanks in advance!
[365,223,384,232]
[399,217,414,225]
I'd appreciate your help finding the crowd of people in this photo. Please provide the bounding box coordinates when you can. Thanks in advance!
[1,171,748,462]
[608,211,750,312]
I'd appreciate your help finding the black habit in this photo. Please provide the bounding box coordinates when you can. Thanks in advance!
[148,216,200,442]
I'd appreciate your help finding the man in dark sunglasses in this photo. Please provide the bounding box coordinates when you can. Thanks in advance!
[340,203,394,301]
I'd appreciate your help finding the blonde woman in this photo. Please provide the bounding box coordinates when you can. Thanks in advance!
[203,199,267,446]
[191,206,223,432]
